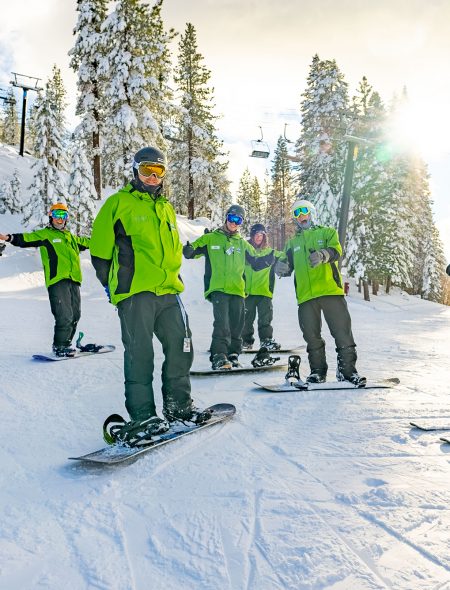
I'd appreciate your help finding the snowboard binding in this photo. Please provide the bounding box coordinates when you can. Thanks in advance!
[285,354,301,382]
[251,346,280,368]
[76,331,103,353]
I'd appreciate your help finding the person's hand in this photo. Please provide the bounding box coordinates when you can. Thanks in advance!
[309,249,330,268]
[104,285,111,302]
[0,233,10,241]
[183,242,195,258]
[274,259,290,277]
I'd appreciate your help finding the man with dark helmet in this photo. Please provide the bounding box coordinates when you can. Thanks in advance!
[183,204,275,370]
[0,203,90,356]
[90,146,207,446]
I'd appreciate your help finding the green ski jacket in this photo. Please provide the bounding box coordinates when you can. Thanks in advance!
[245,243,285,298]
[10,227,89,288]
[186,228,275,299]
[90,184,184,305]
[284,225,344,304]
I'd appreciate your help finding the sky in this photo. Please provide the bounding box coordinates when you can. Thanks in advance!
[1,0,449,256]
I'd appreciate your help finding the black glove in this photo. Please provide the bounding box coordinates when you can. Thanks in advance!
[446,264,450,276]
[309,249,330,268]
[0,243,6,256]
[274,259,290,277]
[183,241,195,258]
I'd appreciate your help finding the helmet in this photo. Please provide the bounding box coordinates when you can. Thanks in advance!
[291,197,316,229]
[49,202,68,215]
[225,204,245,220]
[250,223,266,237]
[133,146,166,178]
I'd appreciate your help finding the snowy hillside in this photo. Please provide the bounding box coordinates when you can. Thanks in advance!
[2,153,450,589]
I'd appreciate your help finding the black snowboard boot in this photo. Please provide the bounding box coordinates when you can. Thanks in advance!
[261,338,281,351]
[53,345,76,358]
[114,415,169,446]
[211,353,232,370]
[337,370,367,387]
[164,403,212,425]
[251,347,280,368]
[306,370,327,384]
[227,353,240,367]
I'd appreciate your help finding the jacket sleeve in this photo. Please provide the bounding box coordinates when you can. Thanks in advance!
[188,234,209,258]
[89,197,117,286]
[284,243,294,274]
[324,228,342,263]
[10,231,47,248]
[75,235,90,251]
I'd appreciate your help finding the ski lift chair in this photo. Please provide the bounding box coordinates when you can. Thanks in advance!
[250,126,270,158]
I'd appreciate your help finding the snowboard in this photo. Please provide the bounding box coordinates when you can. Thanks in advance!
[69,403,236,465]
[439,436,450,444]
[33,345,115,362]
[410,422,450,432]
[191,363,287,376]
[240,346,305,354]
[253,377,400,392]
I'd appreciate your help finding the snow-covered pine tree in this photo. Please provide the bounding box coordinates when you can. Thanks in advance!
[69,0,109,199]
[99,0,166,187]
[236,169,264,234]
[1,88,19,146]
[23,86,67,227]
[0,169,22,215]
[236,169,252,233]
[295,55,350,228]
[171,22,229,219]
[267,136,295,249]
[66,135,97,234]
[46,65,69,172]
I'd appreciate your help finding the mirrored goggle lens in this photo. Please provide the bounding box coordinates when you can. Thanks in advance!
[51,210,68,220]
[137,162,166,178]
[293,206,311,218]
[227,213,243,225]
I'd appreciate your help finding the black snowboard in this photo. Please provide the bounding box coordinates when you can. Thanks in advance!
[191,363,287,376]
[69,403,236,465]
[240,346,305,354]
[410,422,450,432]
[253,377,400,392]
[33,345,115,362]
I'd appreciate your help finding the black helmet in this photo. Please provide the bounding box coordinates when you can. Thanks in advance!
[133,146,166,178]
[225,204,245,220]
[250,223,266,237]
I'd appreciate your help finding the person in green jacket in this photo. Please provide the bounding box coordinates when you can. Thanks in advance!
[242,223,284,351]
[183,205,275,370]
[275,197,365,386]
[0,202,90,357]
[89,146,208,446]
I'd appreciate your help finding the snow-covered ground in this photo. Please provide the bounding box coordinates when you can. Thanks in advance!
[2,154,450,588]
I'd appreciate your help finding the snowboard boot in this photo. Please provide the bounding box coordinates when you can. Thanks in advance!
[164,403,212,425]
[285,355,301,382]
[306,370,327,384]
[113,415,169,447]
[211,353,232,371]
[261,338,281,351]
[53,345,76,358]
[227,353,241,368]
[337,370,367,388]
[251,347,280,368]
[242,341,254,350]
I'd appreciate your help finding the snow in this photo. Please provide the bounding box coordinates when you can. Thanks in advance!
[2,155,450,588]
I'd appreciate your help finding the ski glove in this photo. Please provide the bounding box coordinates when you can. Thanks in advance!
[274,259,291,277]
[183,242,195,259]
[309,249,330,268]
[104,285,111,303]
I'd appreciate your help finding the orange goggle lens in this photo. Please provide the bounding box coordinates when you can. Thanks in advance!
[137,162,166,179]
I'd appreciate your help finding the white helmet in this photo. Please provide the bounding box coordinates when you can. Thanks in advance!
[291,197,316,229]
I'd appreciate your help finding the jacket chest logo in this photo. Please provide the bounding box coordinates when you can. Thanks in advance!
[52,239,62,243]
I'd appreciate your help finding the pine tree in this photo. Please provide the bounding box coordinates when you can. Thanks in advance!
[99,0,166,187]
[295,55,350,227]
[23,88,67,227]
[66,135,97,234]
[236,169,264,234]
[0,170,22,214]
[171,22,229,219]
[267,137,295,249]
[1,88,18,146]
[69,0,109,199]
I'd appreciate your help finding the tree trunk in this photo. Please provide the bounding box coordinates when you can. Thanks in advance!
[386,275,391,294]
[187,128,194,219]
[363,280,370,301]
[358,277,362,293]
[372,280,379,296]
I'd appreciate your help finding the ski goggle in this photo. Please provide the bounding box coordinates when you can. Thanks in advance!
[293,206,311,218]
[226,213,243,226]
[135,161,166,179]
[50,210,69,220]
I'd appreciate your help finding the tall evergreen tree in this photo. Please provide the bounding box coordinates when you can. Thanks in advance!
[66,135,97,234]
[69,0,109,199]
[267,137,295,249]
[171,22,229,219]
[0,170,22,215]
[1,88,18,146]
[99,0,167,187]
[295,55,350,227]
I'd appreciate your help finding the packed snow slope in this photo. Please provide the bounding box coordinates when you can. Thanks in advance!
[1,163,450,588]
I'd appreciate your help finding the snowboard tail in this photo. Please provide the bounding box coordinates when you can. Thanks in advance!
[69,403,236,465]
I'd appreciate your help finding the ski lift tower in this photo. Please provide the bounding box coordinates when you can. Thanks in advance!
[10,72,42,156]
[250,126,270,159]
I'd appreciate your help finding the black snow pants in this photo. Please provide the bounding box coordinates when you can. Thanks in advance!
[47,279,81,348]
[242,295,273,344]
[209,291,245,359]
